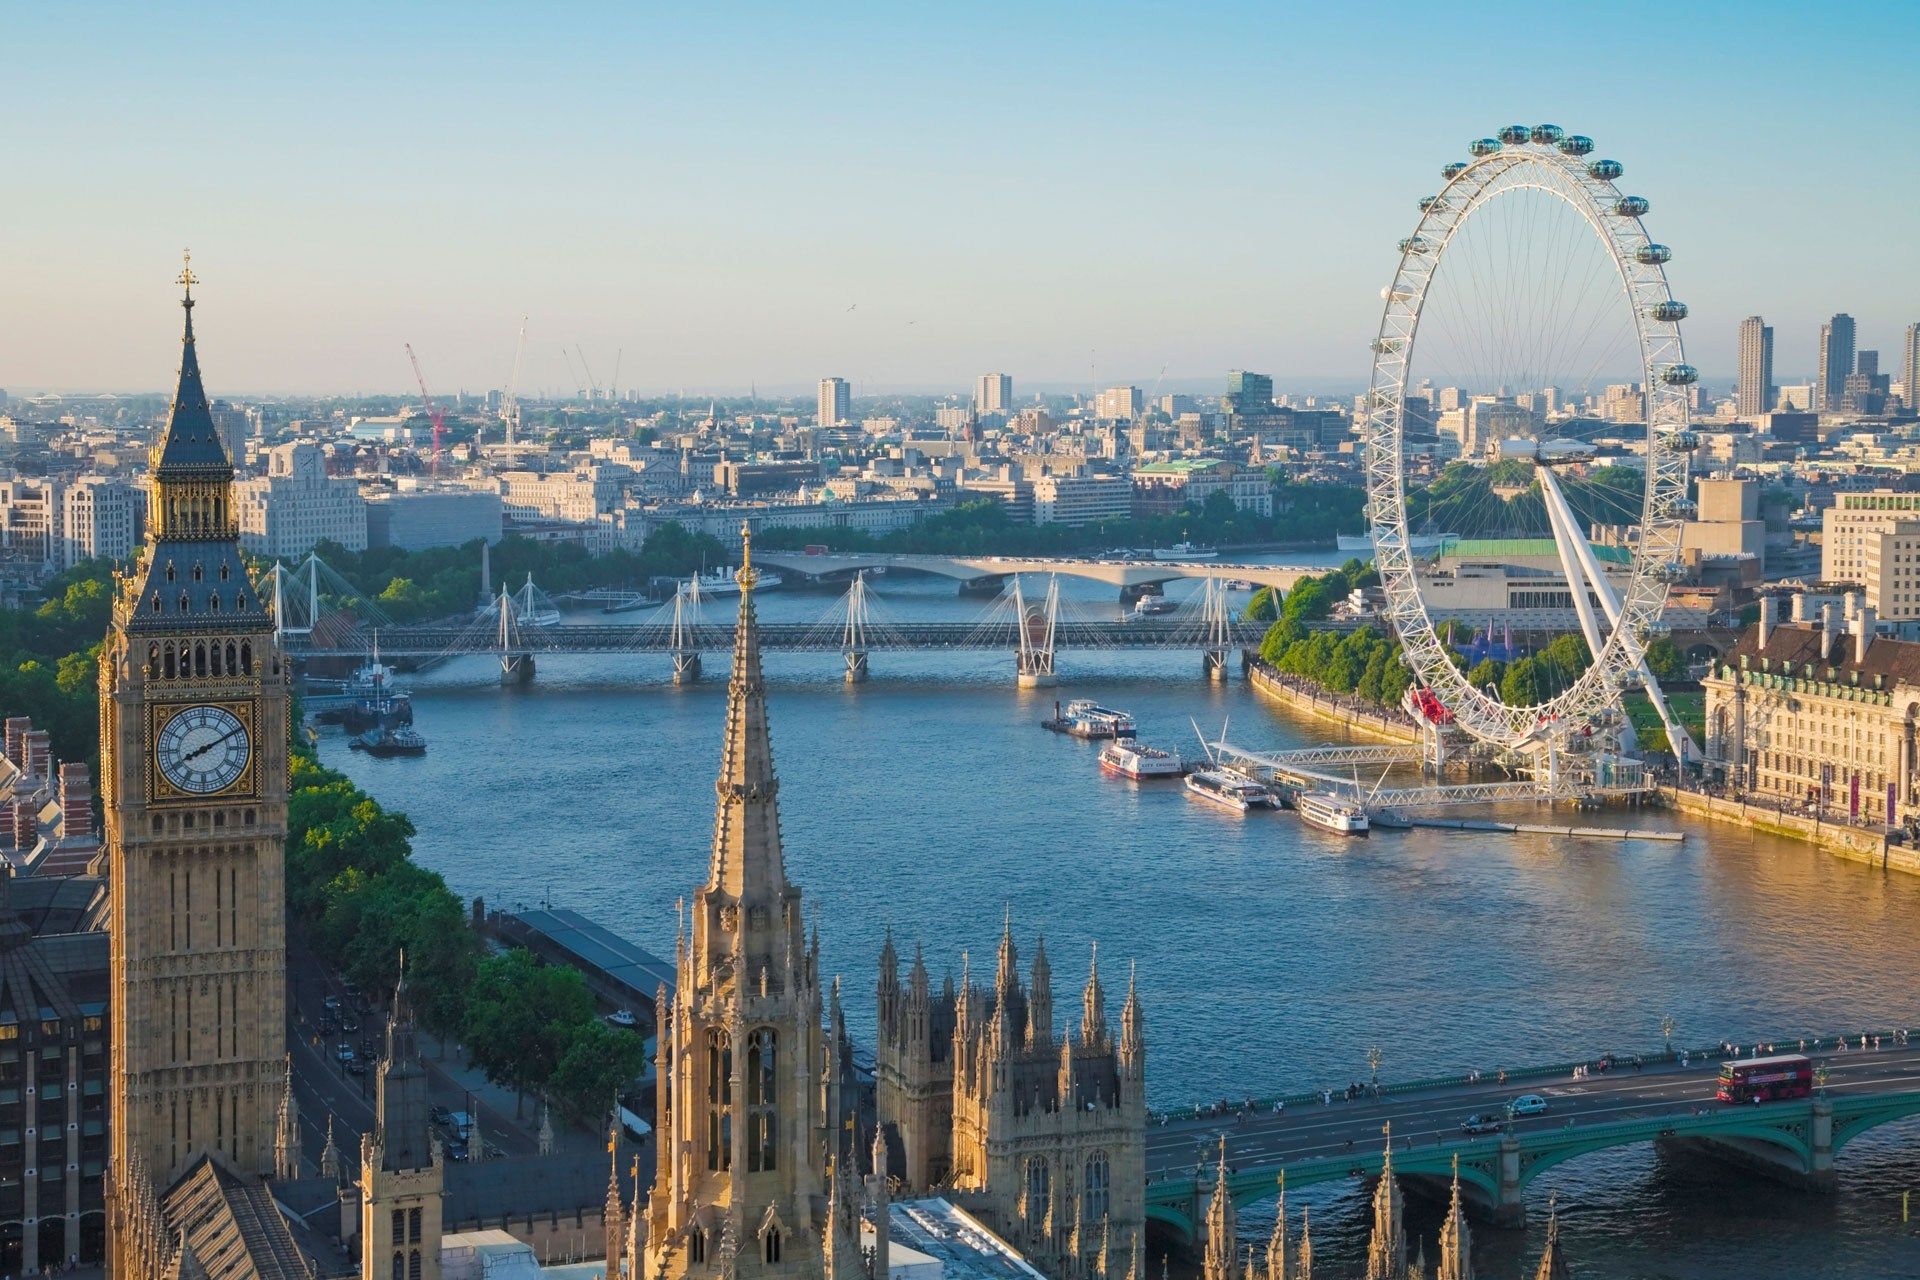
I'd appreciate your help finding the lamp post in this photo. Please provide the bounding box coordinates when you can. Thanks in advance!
[1662,1015,1676,1056]
[1815,1064,1830,1098]
[1368,1046,1382,1088]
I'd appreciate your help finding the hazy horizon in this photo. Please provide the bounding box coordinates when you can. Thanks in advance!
[8,2,1917,399]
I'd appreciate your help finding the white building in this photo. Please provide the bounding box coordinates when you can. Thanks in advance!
[818,376,851,428]
[234,442,368,557]
[976,373,1013,415]
[1821,489,1920,623]
[1032,472,1133,526]
[1093,385,1143,422]
[495,469,621,523]
[59,475,145,568]
[0,479,58,567]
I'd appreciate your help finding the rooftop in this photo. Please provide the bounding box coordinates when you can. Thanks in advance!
[885,1198,1049,1280]
[497,905,676,1003]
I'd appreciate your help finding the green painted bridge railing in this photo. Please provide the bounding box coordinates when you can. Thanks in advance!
[1151,1027,1918,1122]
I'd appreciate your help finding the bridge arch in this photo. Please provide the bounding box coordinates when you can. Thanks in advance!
[1831,1095,1920,1157]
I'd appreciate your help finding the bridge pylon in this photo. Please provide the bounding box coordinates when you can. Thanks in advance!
[496,585,534,685]
[670,579,703,684]
[1013,576,1059,688]
[1200,576,1232,683]
[843,572,870,684]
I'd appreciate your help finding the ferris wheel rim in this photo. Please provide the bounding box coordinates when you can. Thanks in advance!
[1361,131,1693,750]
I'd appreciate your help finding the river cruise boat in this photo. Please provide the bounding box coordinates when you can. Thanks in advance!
[349,725,429,758]
[693,566,785,596]
[1184,769,1272,812]
[1295,791,1370,835]
[1099,740,1184,780]
[1132,594,1178,617]
[1150,541,1218,562]
[1045,700,1137,739]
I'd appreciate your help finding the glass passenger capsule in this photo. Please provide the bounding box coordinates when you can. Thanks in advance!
[1588,159,1624,180]
[1613,195,1650,217]
[1647,301,1688,322]
[1531,124,1565,145]
[1636,244,1672,265]
[1660,363,1699,385]
[1399,236,1432,254]
[1498,124,1532,145]
[1442,162,1468,181]
[1662,430,1700,451]
[1653,561,1688,584]
[1559,135,1595,156]
[1419,195,1447,213]
[1372,337,1404,354]
[1469,138,1501,157]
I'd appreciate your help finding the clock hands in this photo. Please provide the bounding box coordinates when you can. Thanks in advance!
[181,726,245,766]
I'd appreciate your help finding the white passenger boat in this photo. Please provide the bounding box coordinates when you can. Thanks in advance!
[1184,769,1272,812]
[1151,541,1218,562]
[1049,700,1136,739]
[1295,791,1371,835]
[1099,740,1184,780]
[1132,595,1178,617]
[693,566,784,596]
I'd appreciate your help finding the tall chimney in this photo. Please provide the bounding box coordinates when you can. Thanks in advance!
[1844,590,1861,623]
[1857,606,1878,664]
[1758,595,1776,648]
[1792,593,1810,624]
[2,718,27,770]
[57,763,92,841]
[1820,603,1839,661]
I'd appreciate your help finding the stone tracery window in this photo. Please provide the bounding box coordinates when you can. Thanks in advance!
[747,1027,777,1171]
[706,1028,732,1170]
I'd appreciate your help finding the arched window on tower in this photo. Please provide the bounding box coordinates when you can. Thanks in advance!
[706,1028,733,1171]
[761,1226,781,1265]
[194,643,207,677]
[164,644,177,679]
[210,643,222,677]
[689,1228,707,1264]
[1023,1157,1050,1232]
[408,1249,421,1280]
[240,642,252,675]
[391,1254,402,1280]
[1084,1151,1109,1223]
[147,644,160,678]
[747,1027,778,1171]
[226,641,237,674]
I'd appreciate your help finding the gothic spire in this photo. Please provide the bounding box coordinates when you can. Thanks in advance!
[1532,1199,1569,1280]
[1202,1138,1237,1280]
[994,906,1019,998]
[319,1116,342,1182]
[707,521,788,902]
[273,1054,300,1181]
[153,251,234,478]
[605,1123,627,1280]
[1435,1157,1473,1280]
[1297,1207,1313,1280]
[1120,959,1144,1062]
[1364,1124,1405,1280]
[1081,941,1108,1047]
[1265,1175,1287,1280]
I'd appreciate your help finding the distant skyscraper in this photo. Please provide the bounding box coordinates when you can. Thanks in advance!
[1818,313,1856,411]
[1738,316,1774,416]
[976,373,1012,415]
[1904,323,1920,410]
[817,376,850,427]
[1093,384,1144,421]
[1223,370,1275,416]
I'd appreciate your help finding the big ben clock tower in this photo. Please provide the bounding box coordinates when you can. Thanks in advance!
[103,258,290,1238]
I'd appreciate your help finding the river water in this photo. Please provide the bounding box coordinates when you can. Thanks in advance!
[320,563,1920,1278]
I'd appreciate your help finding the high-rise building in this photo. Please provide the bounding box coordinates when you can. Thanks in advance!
[1737,316,1774,416]
[107,267,300,1276]
[233,441,369,556]
[60,474,146,568]
[1093,385,1144,421]
[1904,323,1920,411]
[818,376,850,428]
[1818,313,1857,411]
[1223,370,1275,416]
[976,373,1012,415]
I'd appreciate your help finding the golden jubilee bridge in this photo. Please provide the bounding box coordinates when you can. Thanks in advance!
[262,553,1267,685]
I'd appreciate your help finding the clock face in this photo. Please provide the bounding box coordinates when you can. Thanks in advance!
[155,704,251,796]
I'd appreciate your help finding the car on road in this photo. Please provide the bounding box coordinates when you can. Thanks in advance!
[1508,1093,1548,1117]
[339,1013,361,1033]
[1460,1113,1503,1135]
[335,1043,355,1065]
[430,1105,452,1126]
[1598,1053,1642,1071]
[323,995,341,1013]
[345,1058,368,1076]
[318,1016,339,1036]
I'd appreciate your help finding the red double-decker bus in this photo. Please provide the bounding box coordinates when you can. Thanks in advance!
[1716,1053,1814,1103]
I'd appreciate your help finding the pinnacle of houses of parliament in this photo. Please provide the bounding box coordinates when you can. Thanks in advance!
[359,960,445,1280]
[875,915,1146,1280]
[106,260,301,1279]
[645,525,859,1280]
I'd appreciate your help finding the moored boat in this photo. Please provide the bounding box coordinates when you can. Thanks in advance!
[1295,791,1371,835]
[1151,541,1218,561]
[1131,594,1177,617]
[1184,769,1271,812]
[1045,700,1138,739]
[1099,740,1184,780]
[348,725,429,758]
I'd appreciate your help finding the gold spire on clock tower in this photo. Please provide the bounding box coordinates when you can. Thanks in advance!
[106,263,293,1279]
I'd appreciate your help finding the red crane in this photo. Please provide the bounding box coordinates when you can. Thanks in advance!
[404,343,448,475]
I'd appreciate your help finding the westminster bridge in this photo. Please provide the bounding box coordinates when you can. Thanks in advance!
[1143,1031,1920,1237]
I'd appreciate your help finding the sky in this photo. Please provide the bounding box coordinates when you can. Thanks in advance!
[5,1,1918,399]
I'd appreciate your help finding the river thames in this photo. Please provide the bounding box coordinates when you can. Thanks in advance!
[322,567,1920,1279]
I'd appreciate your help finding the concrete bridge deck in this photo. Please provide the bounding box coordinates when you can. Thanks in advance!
[754,550,1319,595]
[1144,1034,1920,1234]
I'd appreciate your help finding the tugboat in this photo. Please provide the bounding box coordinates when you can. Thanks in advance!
[348,725,428,758]
[1099,740,1184,780]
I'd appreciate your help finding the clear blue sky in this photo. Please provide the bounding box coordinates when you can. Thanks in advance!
[6,1,1917,398]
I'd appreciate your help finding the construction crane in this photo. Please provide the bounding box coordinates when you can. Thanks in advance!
[610,348,623,404]
[404,343,448,476]
[561,346,585,400]
[576,345,600,401]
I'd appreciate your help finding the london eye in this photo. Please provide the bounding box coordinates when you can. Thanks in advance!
[1361,125,1698,761]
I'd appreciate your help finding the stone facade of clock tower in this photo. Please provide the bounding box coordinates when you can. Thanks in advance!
[104,267,291,1274]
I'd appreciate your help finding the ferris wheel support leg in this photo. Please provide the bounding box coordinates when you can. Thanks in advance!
[1540,467,1610,661]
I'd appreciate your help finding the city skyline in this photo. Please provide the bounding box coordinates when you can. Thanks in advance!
[7,2,1920,396]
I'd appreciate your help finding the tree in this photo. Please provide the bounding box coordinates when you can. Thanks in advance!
[1466,658,1504,692]
[1501,656,1547,706]
[1245,587,1279,622]
[464,949,598,1117]
[1645,636,1687,683]
[549,1022,651,1124]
